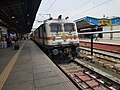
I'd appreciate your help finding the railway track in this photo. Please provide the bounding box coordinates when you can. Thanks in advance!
[79,46,120,64]
[58,59,120,90]
[36,38,120,89]
[78,46,120,74]
[80,46,120,60]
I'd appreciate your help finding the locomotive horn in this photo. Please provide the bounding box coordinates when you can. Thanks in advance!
[58,15,62,19]
[65,16,69,20]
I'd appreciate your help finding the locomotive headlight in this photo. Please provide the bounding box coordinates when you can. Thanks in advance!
[76,47,81,53]
[52,49,59,55]
[52,36,55,41]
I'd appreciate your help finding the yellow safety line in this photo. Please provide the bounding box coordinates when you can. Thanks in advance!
[0,40,26,90]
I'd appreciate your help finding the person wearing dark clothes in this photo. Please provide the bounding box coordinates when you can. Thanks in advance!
[6,37,11,47]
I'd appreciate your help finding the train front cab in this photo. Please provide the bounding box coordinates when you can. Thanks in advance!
[44,20,80,59]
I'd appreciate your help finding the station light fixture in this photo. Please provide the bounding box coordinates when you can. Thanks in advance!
[27,22,30,25]
[27,14,29,17]
[12,16,15,19]
[16,21,19,23]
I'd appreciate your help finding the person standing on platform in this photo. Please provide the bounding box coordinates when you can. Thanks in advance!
[94,33,99,41]
[6,37,11,47]
[2,37,7,48]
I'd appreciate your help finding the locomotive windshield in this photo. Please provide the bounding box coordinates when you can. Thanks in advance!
[50,23,62,32]
[64,23,75,32]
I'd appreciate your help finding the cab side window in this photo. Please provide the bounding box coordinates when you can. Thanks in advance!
[64,23,75,32]
[50,23,62,32]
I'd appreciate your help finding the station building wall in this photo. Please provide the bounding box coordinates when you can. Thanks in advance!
[102,25,120,40]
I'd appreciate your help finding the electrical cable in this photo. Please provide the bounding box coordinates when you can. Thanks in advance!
[65,0,92,15]
[40,0,49,13]
[71,0,112,19]
[35,0,52,22]
[39,14,47,19]
[44,0,57,13]
[37,0,56,21]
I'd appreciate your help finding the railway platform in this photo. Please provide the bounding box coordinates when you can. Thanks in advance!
[0,40,78,90]
[80,38,120,45]
[79,38,120,52]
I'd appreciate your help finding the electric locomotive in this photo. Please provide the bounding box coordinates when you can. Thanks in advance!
[34,16,80,59]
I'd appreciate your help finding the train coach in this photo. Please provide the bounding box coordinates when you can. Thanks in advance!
[33,16,80,59]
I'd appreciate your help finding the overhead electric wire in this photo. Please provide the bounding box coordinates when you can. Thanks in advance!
[37,0,56,21]
[72,0,92,12]
[40,0,49,13]
[44,0,57,13]
[64,0,92,16]
[35,0,52,23]
[71,0,112,18]
[39,14,47,19]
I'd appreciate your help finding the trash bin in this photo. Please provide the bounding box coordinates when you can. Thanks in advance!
[14,44,19,50]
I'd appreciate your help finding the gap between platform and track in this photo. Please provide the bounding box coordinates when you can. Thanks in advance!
[0,40,26,90]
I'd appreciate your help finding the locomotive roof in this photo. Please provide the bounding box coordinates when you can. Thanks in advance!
[44,19,75,24]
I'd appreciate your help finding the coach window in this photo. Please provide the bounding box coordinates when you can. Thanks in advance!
[64,23,75,32]
[50,23,62,32]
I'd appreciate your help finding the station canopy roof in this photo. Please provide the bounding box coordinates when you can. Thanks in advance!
[76,20,95,29]
[0,0,42,33]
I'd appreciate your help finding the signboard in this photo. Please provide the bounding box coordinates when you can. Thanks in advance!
[98,20,112,26]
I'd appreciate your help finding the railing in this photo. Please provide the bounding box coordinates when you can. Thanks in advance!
[78,30,120,56]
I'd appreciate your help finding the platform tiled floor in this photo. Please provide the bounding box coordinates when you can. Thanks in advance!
[1,40,78,90]
[0,41,24,74]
